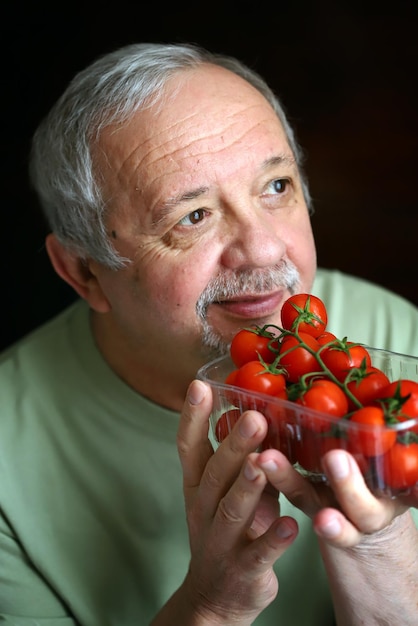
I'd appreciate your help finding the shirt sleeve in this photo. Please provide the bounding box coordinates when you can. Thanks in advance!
[0,514,78,623]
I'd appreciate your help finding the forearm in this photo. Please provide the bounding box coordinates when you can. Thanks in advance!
[319,511,418,625]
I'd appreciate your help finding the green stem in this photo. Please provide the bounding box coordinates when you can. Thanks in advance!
[274,328,363,409]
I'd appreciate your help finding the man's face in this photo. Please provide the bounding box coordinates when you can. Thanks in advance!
[90,64,317,405]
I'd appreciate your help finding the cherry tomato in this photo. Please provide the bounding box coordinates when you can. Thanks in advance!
[316,331,338,346]
[230,326,279,367]
[377,379,418,435]
[294,432,346,474]
[321,340,372,382]
[382,441,418,490]
[296,379,349,430]
[347,406,396,457]
[221,369,245,408]
[225,370,238,386]
[346,366,390,410]
[262,401,295,461]
[234,360,287,397]
[294,429,371,476]
[215,409,241,442]
[278,332,321,383]
[379,379,418,419]
[281,293,328,337]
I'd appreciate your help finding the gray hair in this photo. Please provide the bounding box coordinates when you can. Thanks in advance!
[29,42,313,269]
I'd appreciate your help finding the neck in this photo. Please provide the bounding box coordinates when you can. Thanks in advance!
[89,309,207,412]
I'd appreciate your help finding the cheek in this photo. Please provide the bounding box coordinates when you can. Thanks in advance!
[286,220,317,288]
[138,256,212,316]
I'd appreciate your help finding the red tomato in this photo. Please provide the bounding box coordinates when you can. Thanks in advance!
[346,366,390,410]
[262,401,295,461]
[294,433,346,474]
[347,406,396,457]
[316,331,338,346]
[379,379,418,419]
[222,369,243,407]
[320,340,372,382]
[234,360,287,397]
[296,379,349,430]
[230,326,279,367]
[377,379,418,435]
[278,332,321,383]
[295,430,371,477]
[382,441,418,490]
[215,409,241,443]
[225,370,238,386]
[281,293,328,337]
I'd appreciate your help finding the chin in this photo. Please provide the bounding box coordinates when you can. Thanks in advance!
[200,325,231,358]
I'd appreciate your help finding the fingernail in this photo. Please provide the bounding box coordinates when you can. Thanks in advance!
[326,451,350,480]
[319,518,341,538]
[259,459,278,472]
[188,381,205,405]
[239,414,259,439]
[276,519,294,539]
[244,459,261,481]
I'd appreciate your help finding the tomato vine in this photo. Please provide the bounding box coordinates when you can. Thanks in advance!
[214,292,418,492]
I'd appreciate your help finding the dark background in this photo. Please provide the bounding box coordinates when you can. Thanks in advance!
[2,3,417,352]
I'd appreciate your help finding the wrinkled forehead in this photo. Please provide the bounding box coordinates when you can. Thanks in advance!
[94,64,293,199]
[98,63,289,149]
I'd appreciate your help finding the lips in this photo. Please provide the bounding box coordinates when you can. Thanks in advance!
[212,290,286,319]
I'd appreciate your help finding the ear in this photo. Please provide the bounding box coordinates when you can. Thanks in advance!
[45,233,111,313]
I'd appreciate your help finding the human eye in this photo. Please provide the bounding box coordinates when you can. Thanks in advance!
[266,178,289,195]
[177,208,208,227]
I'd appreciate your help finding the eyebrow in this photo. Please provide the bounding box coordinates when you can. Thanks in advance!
[263,154,297,169]
[151,153,296,227]
[151,187,209,227]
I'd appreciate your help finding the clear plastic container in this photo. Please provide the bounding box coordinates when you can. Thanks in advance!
[197,346,418,498]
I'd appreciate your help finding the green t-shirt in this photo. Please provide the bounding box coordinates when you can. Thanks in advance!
[0,269,417,625]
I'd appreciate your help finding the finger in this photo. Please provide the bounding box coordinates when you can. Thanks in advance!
[178,381,269,522]
[255,448,323,518]
[197,411,269,520]
[312,507,363,547]
[312,505,415,548]
[244,515,299,571]
[177,380,216,491]
[211,453,269,542]
[211,453,281,542]
[212,454,298,567]
[321,450,398,532]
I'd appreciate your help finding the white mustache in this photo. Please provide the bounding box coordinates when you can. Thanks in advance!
[196,260,300,319]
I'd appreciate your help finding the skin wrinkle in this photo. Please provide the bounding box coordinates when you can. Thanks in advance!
[101,86,290,228]
[150,156,295,232]
[151,187,210,230]
[319,515,418,624]
[102,107,298,246]
[345,514,412,555]
[78,64,316,410]
[19,48,417,626]
[196,260,301,354]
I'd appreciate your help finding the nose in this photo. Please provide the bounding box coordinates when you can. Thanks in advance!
[220,209,286,270]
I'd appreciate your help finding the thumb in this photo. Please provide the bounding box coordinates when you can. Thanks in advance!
[177,379,215,491]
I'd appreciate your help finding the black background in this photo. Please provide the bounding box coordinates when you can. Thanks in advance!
[3,3,417,352]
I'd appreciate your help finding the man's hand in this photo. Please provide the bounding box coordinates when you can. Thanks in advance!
[176,379,298,625]
[254,445,417,548]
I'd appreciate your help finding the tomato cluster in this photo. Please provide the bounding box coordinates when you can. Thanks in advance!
[216,293,418,493]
